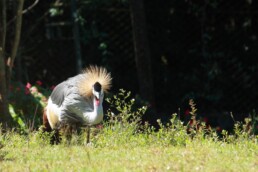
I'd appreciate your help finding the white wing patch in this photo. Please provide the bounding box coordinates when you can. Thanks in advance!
[46,98,61,129]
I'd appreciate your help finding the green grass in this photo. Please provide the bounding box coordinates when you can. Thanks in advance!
[0,130,257,172]
[1,90,257,171]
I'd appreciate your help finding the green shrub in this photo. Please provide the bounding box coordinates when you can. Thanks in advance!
[8,81,51,132]
[88,90,257,148]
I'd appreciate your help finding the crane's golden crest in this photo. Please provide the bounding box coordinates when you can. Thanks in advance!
[78,65,112,97]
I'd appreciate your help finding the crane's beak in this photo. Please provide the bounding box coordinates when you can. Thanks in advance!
[94,92,101,106]
[94,92,100,100]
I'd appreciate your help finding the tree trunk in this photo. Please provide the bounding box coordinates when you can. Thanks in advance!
[130,0,155,107]
[71,0,82,73]
[0,50,9,124]
[0,0,24,125]
[0,0,11,124]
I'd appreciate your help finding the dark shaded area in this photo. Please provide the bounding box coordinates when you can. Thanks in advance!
[9,0,258,128]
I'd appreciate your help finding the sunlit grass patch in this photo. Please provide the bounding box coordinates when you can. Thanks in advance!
[0,90,257,171]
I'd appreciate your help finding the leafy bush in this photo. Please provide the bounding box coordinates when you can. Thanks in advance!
[93,89,147,147]
[8,81,51,132]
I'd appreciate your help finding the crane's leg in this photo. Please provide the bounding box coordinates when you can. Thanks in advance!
[64,124,73,145]
[86,126,90,144]
[52,129,61,145]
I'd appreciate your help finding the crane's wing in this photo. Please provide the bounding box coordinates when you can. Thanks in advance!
[60,90,94,124]
[50,81,69,107]
[50,75,81,107]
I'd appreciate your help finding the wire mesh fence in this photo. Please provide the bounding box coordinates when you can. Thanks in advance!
[18,0,258,119]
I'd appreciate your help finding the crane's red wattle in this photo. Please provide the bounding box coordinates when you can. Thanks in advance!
[95,99,100,106]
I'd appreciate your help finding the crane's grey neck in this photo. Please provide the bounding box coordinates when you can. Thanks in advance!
[87,94,103,124]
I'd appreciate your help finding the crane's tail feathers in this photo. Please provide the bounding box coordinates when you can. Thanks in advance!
[79,65,112,97]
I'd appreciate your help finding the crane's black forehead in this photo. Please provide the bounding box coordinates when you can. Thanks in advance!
[93,82,102,92]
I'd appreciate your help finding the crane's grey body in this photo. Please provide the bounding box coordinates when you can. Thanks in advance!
[46,74,104,129]
[44,66,111,144]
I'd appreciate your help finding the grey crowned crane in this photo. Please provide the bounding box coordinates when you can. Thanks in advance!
[42,66,112,144]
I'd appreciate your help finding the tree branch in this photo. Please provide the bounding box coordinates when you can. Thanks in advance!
[9,0,25,69]
[22,0,39,14]
[7,0,39,27]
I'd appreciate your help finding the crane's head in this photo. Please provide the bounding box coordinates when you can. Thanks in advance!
[78,66,112,104]
[92,81,104,106]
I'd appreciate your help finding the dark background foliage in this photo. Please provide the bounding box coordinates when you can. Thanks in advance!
[8,0,258,127]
